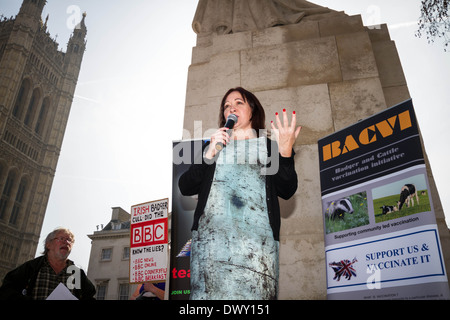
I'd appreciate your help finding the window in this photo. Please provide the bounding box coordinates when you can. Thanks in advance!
[96,283,107,300]
[35,97,50,136]
[111,222,121,230]
[0,236,16,262]
[9,178,27,226]
[24,88,41,127]
[12,79,31,119]
[122,247,130,260]
[0,163,6,220]
[100,248,112,261]
[118,283,129,300]
[0,171,16,220]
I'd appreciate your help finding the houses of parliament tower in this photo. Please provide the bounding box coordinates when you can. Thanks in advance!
[0,0,87,280]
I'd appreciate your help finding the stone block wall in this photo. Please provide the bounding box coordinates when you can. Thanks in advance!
[182,12,449,299]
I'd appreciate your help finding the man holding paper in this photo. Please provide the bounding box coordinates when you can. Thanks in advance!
[0,227,95,300]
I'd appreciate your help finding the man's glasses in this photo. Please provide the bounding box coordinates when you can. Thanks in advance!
[53,237,74,244]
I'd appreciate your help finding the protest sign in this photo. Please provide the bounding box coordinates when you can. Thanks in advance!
[170,139,204,299]
[130,198,169,284]
[318,99,449,299]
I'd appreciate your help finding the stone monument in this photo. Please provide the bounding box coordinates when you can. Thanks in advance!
[182,0,449,299]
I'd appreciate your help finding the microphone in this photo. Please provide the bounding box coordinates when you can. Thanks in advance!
[215,114,238,151]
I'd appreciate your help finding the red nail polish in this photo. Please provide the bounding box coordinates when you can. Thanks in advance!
[293,111,296,115]
[283,108,286,112]
[275,112,278,116]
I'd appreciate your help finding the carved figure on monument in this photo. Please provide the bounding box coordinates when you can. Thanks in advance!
[193,0,334,34]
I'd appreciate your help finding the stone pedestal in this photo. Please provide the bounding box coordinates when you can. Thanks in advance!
[182,12,449,299]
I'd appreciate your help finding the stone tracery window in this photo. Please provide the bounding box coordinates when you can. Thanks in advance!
[12,79,31,119]
[24,88,41,128]
[35,97,50,136]
[0,170,16,221]
[9,177,27,226]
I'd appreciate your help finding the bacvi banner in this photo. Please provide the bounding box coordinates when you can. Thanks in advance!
[318,99,449,300]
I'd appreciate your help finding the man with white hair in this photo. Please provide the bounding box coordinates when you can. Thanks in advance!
[0,227,95,300]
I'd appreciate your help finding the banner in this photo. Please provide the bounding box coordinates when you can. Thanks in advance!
[318,99,449,299]
[130,198,169,284]
[170,139,204,299]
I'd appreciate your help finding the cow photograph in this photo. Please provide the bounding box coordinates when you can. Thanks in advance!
[372,174,431,223]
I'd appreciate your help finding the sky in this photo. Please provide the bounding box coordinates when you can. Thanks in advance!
[1,0,449,271]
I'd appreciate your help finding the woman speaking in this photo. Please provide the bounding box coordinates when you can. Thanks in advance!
[179,87,301,299]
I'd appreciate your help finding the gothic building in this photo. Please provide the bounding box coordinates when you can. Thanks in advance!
[0,0,87,281]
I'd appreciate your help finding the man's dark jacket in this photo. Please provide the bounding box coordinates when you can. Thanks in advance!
[0,256,96,300]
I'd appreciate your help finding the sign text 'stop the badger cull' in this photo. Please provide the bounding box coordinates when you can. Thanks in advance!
[318,100,424,196]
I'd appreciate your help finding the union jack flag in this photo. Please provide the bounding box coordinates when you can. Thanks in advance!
[329,258,357,281]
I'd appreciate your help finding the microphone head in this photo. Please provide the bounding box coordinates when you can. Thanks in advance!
[225,114,238,129]
[216,114,239,151]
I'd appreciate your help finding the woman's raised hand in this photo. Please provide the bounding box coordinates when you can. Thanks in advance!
[270,109,302,157]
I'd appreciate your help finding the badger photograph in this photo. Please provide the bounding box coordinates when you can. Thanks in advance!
[323,192,369,234]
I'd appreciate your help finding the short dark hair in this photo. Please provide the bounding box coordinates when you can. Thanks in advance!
[219,87,266,135]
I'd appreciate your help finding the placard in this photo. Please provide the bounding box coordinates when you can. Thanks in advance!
[318,99,449,299]
[130,198,169,284]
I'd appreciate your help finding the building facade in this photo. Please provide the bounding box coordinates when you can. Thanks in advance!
[87,207,138,300]
[0,0,87,281]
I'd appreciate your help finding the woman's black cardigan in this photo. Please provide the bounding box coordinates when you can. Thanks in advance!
[178,138,297,241]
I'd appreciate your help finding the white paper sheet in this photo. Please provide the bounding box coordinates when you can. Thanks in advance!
[46,282,78,300]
